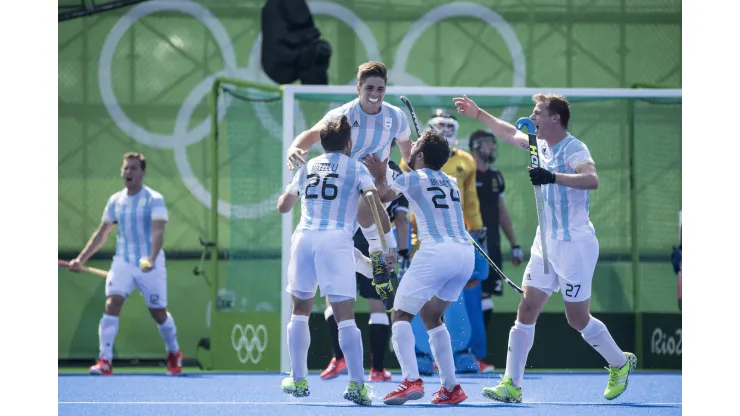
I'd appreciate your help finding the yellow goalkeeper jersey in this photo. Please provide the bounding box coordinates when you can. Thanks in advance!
[400,148,483,255]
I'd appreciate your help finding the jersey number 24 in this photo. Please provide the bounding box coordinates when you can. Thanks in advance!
[427,186,460,209]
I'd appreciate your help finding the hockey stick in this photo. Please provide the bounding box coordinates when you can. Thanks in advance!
[515,117,550,275]
[58,259,109,278]
[401,95,523,294]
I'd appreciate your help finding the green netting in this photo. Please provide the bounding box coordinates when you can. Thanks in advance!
[214,85,681,313]
[218,86,283,313]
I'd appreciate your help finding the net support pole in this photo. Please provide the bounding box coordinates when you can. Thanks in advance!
[627,97,643,367]
[209,79,221,361]
[280,86,296,374]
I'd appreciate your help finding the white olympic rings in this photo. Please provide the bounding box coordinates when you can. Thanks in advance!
[98,0,526,219]
[231,323,268,364]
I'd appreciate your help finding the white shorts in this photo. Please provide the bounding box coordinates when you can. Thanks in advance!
[523,232,599,302]
[286,229,356,300]
[106,257,168,308]
[394,241,475,315]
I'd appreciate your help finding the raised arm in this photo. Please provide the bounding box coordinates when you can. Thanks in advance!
[453,95,530,151]
[286,119,324,170]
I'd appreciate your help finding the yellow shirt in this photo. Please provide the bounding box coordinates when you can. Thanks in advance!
[400,148,484,255]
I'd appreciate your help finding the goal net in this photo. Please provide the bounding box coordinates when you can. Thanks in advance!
[210,81,681,372]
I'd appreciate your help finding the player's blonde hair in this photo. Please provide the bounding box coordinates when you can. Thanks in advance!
[122,152,147,170]
[357,61,388,86]
[533,93,571,128]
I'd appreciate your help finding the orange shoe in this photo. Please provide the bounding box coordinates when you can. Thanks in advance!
[369,368,392,382]
[89,358,113,376]
[477,358,495,373]
[166,351,183,376]
[383,378,425,405]
[319,357,347,380]
[432,384,468,405]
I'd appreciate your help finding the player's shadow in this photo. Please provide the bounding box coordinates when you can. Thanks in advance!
[544,402,681,409]
[299,403,532,409]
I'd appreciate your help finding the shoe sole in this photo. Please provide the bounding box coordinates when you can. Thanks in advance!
[481,389,522,403]
[282,388,310,397]
[384,390,424,405]
[343,391,371,406]
[605,353,638,401]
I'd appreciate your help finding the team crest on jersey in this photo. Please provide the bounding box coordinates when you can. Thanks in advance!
[384,117,392,130]
[492,176,500,191]
[456,165,463,173]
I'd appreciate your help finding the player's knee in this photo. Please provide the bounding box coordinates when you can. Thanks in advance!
[104,295,125,316]
[391,309,414,324]
[564,309,590,331]
[516,300,541,325]
[367,298,386,314]
[148,307,168,324]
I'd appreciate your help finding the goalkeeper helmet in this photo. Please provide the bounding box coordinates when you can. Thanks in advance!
[427,109,459,149]
[469,129,498,164]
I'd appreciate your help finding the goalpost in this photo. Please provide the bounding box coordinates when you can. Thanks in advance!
[207,80,681,373]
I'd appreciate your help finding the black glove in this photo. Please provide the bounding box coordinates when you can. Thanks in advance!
[529,167,556,186]
[397,249,411,278]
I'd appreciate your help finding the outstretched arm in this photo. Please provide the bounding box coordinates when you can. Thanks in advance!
[453,95,530,151]
[286,119,324,170]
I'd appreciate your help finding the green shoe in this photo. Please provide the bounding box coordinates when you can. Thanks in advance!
[604,352,637,400]
[281,377,309,397]
[343,381,372,406]
[481,375,522,403]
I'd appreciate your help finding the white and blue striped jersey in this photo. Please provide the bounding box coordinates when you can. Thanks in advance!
[536,134,596,241]
[287,153,376,234]
[391,168,470,247]
[321,99,411,162]
[102,186,168,266]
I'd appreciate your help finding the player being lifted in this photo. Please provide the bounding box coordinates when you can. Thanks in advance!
[454,94,636,402]
[285,61,413,303]
[366,131,475,406]
[67,152,182,376]
[277,116,377,405]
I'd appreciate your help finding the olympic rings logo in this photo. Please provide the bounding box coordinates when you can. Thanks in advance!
[231,323,268,364]
[98,0,526,219]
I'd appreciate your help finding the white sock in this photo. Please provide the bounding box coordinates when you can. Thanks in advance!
[361,224,382,253]
[157,313,180,353]
[391,321,420,381]
[98,314,119,361]
[338,319,365,386]
[504,320,535,388]
[580,316,627,368]
[428,324,457,391]
[384,230,397,250]
[287,315,311,380]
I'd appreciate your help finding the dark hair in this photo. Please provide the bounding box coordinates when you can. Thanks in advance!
[357,61,388,86]
[122,152,146,170]
[418,129,450,170]
[469,129,496,151]
[533,93,571,129]
[320,116,352,152]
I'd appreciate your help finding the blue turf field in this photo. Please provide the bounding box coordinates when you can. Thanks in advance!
[58,371,681,415]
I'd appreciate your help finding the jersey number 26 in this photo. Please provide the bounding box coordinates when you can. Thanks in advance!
[306,173,338,200]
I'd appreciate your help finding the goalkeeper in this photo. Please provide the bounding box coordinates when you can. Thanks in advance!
[400,109,493,374]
